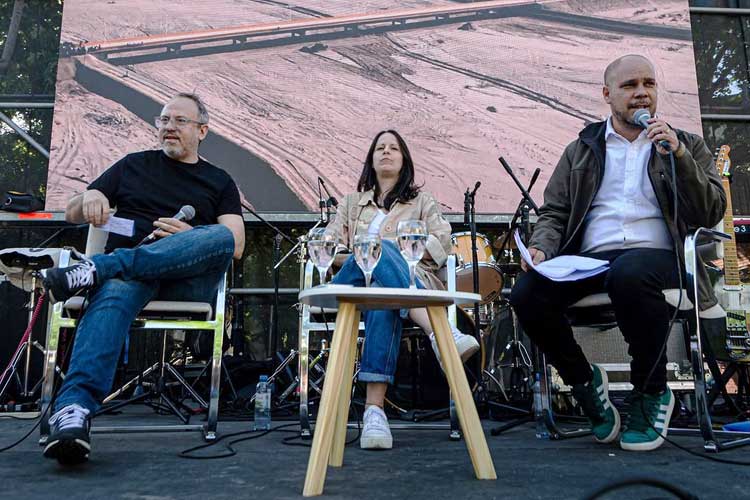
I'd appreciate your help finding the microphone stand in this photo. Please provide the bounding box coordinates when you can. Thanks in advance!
[242,202,296,358]
[496,168,540,256]
[319,177,338,224]
[464,182,482,387]
[490,157,542,437]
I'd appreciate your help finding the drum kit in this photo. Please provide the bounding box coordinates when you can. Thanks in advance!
[449,230,532,403]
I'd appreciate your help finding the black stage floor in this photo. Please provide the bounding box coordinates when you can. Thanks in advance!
[1,410,748,499]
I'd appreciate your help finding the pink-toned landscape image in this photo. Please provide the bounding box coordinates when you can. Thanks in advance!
[47,0,701,213]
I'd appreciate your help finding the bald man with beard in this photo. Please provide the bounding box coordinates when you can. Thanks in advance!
[510,55,725,451]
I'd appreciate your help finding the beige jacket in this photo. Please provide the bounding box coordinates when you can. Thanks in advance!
[325,189,452,290]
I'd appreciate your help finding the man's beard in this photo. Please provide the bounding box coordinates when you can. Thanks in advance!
[616,108,642,130]
[162,142,185,160]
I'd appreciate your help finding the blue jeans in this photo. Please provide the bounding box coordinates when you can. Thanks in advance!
[331,240,423,384]
[54,224,235,413]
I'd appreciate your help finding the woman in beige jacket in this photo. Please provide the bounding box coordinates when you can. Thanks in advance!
[326,130,478,450]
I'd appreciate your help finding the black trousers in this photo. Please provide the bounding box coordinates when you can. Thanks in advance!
[510,248,682,394]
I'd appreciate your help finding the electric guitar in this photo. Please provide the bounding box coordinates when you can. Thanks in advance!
[712,145,750,361]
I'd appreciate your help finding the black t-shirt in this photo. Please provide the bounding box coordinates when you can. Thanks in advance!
[88,150,242,252]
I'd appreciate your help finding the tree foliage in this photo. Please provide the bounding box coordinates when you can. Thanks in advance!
[0,1,62,198]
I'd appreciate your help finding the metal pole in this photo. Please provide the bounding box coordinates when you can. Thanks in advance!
[0,110,50,158]
[0,102,54,108]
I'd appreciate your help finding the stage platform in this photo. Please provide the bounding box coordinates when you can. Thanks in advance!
[0,409,747,499]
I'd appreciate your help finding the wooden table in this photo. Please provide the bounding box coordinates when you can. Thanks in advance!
[298,286,497,497]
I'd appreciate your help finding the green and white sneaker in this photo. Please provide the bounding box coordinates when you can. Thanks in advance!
[620,387,675,452]
[571,364,620,443]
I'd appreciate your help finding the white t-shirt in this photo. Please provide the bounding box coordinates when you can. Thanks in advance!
[368,209,387,235]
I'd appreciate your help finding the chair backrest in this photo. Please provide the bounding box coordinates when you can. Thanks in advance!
[696,221,725,262]
[85,224,108,257]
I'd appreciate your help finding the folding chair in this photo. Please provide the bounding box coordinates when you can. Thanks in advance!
[39,225,227,443]
[535,226,725,441]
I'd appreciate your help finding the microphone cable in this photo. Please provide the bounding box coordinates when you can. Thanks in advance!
[0,290,82,453]
[635,146,750,466]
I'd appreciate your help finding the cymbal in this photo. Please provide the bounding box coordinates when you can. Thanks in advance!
[493,234,518,250]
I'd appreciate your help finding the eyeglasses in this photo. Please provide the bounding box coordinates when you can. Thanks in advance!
[154,115,206,128]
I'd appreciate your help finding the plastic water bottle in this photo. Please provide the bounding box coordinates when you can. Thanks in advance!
[254,375,271,431]
[533,377,550,440]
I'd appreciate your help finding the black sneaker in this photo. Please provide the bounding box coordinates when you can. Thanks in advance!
[43,404,92,465]
[41,259,97,303]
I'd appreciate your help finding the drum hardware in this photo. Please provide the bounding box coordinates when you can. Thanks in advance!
[236,197,333,419]
[276,339,329,405]
[451,232,503,305]
[462,180,486,389]
[0,246,65,405]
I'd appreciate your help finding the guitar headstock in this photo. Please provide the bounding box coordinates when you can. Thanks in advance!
[715,144,732,178]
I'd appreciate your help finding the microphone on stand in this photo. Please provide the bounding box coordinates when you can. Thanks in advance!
[317,177,328,223]
[319,177,338,220]
[136,205,195,247]
[633,109,671,151]
[464,188,471,225]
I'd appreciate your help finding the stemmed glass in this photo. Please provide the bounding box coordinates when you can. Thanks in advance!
[353,234,382,288]
[397,220,427,289]
[307,228,337,285]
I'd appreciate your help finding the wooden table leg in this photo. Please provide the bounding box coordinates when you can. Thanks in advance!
[427,306,497,480]
[303,302,359,497]
[329,308,361,467]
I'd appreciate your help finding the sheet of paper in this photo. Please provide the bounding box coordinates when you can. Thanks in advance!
[100,215,135,237]
[514,230,609,282]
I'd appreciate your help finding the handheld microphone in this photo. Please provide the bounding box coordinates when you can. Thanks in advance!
[632,109,671,151]
[137,205,195,246]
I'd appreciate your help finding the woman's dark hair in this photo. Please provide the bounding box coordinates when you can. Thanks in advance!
[356,129,420,211]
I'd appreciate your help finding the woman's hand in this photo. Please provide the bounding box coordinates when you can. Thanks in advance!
[331,252,350,270]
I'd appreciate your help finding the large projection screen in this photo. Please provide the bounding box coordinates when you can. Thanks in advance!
[46,0,702,214]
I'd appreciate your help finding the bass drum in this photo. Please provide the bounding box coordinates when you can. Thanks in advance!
[450,232,503,304]
[387,309,481,411]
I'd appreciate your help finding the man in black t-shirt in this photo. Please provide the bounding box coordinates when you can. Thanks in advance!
[40,93,245,465]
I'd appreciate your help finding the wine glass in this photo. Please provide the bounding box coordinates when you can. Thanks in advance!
[397,220,427,288]
[353,234,382,288]
[307,227,337,285]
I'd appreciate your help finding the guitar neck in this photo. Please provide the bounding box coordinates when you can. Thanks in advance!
[722,177,741,286]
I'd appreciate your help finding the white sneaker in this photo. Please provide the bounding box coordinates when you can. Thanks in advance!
[430,327,480,367]
[360,405,392,450]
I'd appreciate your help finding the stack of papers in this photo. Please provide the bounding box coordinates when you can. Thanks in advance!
[514,230,609,282]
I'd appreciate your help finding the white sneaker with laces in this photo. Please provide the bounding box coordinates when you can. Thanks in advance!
[430,327,480,367]
[360,405,392,450]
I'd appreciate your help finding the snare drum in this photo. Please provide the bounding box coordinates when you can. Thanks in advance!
[450,232,503,304]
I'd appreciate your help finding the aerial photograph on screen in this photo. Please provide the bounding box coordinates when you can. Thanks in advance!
[46,0,701,213]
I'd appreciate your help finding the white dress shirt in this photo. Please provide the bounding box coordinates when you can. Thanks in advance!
[579,117,672,254]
